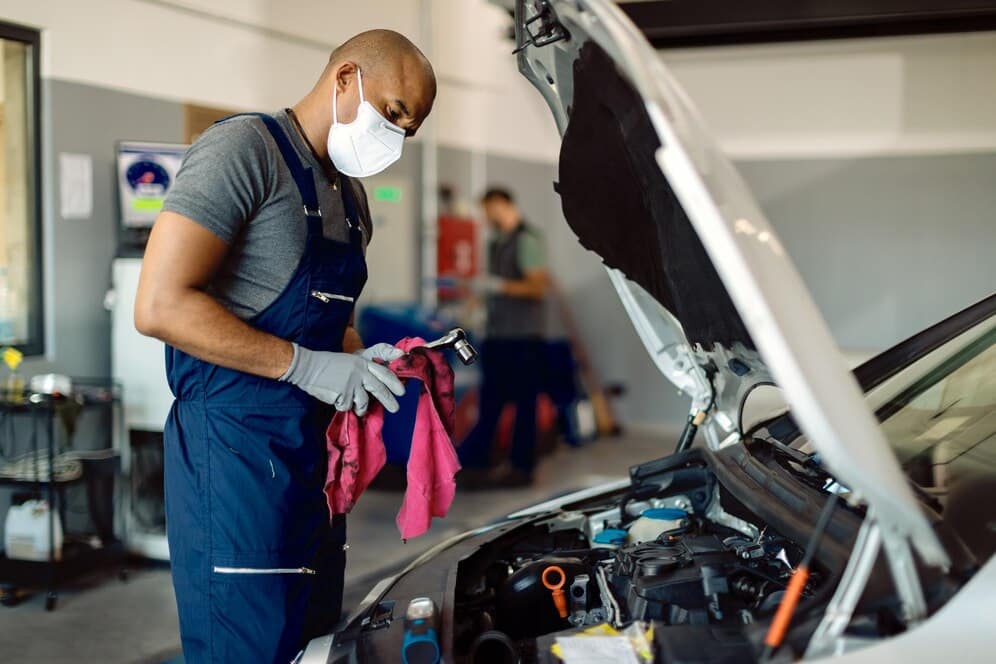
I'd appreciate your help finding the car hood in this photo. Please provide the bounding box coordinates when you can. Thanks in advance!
[513,0,947,568]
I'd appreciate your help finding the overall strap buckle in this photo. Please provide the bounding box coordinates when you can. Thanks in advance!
[338,177,364,241]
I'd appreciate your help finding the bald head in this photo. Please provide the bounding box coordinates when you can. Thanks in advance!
[330,30,435,88]
[323,29,436,137]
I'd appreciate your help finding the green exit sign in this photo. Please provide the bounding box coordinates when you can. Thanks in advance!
[373,185,403,203]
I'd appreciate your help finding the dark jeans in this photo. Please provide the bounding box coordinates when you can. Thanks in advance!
[459,337,544,474]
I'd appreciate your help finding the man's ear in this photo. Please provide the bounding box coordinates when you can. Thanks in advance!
[333,61,357,95]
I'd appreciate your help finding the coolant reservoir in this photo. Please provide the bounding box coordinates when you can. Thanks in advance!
[4,500,63,561]
[627,508,687,544]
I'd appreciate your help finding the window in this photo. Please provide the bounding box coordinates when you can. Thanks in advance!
[878,322,996,560]
[0,23,42,354]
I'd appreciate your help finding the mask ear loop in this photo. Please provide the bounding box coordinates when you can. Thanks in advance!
[332,75,339,125]
[356,66,365,104]
[333,65,364,127]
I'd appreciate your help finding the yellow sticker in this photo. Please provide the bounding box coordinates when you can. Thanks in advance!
[582,624,620,637]
[550,623,622,658]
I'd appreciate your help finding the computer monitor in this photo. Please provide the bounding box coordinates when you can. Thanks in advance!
[116,141,188,231]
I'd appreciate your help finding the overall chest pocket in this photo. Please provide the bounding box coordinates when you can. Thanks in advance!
[301,285,358,350]
[309,290,354,304]
[300,235,367,348]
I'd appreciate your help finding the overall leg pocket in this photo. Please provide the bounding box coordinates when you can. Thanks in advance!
[212,565,318,576]
[210,555,320,664]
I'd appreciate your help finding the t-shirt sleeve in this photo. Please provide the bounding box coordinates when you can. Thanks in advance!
[517,230,547,271]
[162,118,272,244]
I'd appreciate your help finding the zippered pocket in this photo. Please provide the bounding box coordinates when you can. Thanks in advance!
[310,290,354,304]
[213,566,317,575]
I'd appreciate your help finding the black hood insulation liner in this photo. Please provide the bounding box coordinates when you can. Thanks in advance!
[556,41,754,350]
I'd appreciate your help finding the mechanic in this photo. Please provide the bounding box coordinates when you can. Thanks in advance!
[134,30,436,663]
[459,188,550,488]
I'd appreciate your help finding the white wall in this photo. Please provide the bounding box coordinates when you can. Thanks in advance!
[0,0,560,162]
[429,0,560,161]
[661,31,996,160]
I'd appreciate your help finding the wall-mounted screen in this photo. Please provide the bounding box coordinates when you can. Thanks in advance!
[117,142,188,229]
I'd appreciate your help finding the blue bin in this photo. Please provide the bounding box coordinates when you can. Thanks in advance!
[358,304,479,465]
[357,304,456,348]
[382,378,422,465]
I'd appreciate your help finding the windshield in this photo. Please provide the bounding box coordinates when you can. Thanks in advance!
[876,324,996,561]
[767,310,996,562]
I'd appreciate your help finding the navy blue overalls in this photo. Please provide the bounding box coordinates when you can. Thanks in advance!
[164,114,366,663]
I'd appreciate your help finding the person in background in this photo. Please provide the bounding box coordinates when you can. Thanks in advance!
[459,187,549,487]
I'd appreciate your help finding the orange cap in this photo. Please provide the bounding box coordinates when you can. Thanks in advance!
[542,566,569,618]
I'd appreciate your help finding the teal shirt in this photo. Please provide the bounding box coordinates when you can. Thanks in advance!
[516,230,547,272]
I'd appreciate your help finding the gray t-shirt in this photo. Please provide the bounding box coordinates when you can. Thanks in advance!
[162,110,372,320]
[486,223,548,339]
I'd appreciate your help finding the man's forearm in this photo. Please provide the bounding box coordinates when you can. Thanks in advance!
[139,288,294,380]
[499,278,547,300]
[342,325,364,354]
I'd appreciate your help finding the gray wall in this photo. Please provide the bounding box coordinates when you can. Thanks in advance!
[438,145,475,205]
[12,80,996,456]
[738,154,996,352]
[25,79,184,378]
[473,151,996,432]
[0,81,184,542]
[22,80,436,379]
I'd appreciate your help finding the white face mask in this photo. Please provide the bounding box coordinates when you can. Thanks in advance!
[327,67,406,178]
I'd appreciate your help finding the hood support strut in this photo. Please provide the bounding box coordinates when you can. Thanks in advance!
[806,509,928,658]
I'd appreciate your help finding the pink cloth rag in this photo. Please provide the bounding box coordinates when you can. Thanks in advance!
[324,337,460,539]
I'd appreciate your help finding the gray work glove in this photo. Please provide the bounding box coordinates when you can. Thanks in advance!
[280,343,405,416]
[357,343,405,364]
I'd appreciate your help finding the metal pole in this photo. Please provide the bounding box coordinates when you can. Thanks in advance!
[46,406,56,609]
[419,0,439,309]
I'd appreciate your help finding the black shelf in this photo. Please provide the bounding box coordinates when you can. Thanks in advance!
[0,541,128,610]
[0,473,88,487]
[0,379,125,610]
[0,540,126,586]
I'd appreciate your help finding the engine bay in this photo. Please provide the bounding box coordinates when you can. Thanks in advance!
[452,459,824,663]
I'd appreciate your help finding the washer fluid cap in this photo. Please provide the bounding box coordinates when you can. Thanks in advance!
[592,528,628,544]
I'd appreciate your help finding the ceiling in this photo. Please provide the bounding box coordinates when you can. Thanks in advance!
[616,0,996,48]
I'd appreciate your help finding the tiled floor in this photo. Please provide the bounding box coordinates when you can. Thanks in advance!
[0,431,672,663]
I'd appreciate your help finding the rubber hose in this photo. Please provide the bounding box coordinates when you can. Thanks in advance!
[469,630,519,664]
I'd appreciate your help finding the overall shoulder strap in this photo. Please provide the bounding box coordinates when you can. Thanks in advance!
[218,113,321,220]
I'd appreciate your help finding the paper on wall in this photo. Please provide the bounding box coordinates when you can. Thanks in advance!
[59,152,93,220]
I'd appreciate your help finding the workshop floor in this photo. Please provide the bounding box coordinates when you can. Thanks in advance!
[0,431,672,663]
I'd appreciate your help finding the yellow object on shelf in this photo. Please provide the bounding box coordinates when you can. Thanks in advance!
[2,346,23,371]
[2,346,25,402]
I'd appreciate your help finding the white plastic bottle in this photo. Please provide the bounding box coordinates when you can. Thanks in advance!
[4,500,64,561]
